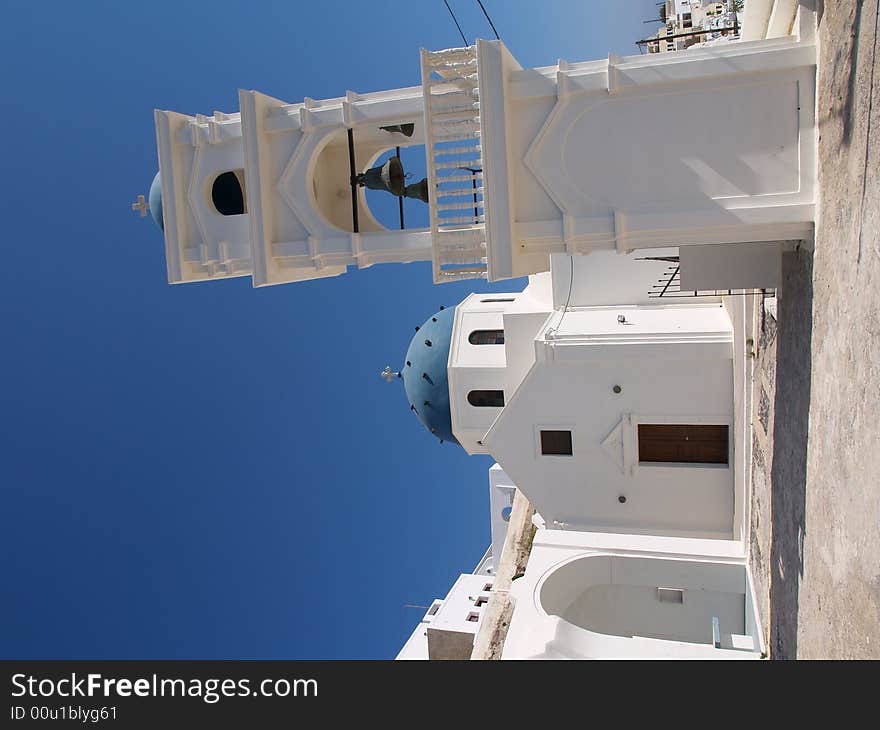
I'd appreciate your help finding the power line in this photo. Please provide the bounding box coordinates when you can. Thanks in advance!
[475,0,500,40]
[443,0,469,46]
[554,255,575,336]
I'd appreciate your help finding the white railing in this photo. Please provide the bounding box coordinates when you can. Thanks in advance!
[420,46,488,283]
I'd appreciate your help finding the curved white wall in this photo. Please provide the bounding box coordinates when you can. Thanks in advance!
[741,0,774,41]
[538,555,746,646]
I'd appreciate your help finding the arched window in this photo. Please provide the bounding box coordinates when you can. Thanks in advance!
[211,170,246,216]
[468,329,504,345]
[467,390,505,407]
[362,144,429,231]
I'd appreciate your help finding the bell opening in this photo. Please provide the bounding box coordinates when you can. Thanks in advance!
[211,170,246,216]
[362,146,431,231]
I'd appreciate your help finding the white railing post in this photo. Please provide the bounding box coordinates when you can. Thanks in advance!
[421,46,488,283]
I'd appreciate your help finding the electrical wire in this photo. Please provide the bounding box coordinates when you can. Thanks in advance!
[554,255,575,336]
[443,0,470,46]
[475,0,501,40]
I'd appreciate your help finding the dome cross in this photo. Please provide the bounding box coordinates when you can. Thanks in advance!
[131,194,149,217]
[380,366,401,383]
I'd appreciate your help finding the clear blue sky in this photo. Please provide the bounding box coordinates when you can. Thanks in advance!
[1,1,661,659]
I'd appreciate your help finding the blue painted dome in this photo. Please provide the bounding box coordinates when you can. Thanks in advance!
[402,306,458,445]
[149,171,164,231]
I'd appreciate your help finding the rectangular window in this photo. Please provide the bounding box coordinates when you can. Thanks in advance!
[466,612,480,622]
[656,587,684,604]
[637,424,729,465]
[474,596,489,608]
[540,430,573,456]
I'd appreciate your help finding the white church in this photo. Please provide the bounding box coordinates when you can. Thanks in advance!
[138,1,817,659]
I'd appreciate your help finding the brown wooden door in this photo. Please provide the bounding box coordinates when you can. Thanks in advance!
[637,424,729,465]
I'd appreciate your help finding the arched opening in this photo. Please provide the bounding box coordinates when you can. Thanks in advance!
[363,144,430,231]
[467,390,505,407]
[468,330,505,345]
[211,170,246,216]
[310,130,426,233]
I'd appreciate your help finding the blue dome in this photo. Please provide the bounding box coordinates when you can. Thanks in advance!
[149,171,164,231]
[402,306,458,445]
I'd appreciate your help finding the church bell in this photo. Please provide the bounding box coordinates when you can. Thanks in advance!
[356,156,405,197]
[379,123,415,137]
[404,178,429,203]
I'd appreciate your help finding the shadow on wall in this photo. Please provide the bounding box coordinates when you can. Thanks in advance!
[768,246,813,658]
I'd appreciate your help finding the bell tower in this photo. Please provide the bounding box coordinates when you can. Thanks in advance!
[153,108,254,283]
[146,11,817,289]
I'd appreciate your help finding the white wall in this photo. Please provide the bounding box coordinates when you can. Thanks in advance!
[448,278,555,455]
[679,241,782,291]
[488,40,816,281]
[502,529,762,659]
[396,571,496,660]
[550,250,685,309]
[154,110,254,284]
[449,295,517,454]
[429,573,496,636]
[500,273,554,399]
[741,0,774,40]
[540,555,746,645]
[484,304,735,538]
[489,465,516,563]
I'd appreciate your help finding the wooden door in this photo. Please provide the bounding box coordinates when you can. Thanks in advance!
[637,424,729,465]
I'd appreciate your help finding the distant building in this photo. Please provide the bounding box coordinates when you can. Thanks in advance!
[648,1,738,53]
[397,471,513,660]
[396,573,496,660]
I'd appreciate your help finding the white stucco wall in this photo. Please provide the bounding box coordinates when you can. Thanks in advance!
[550,250,685,309]
[679,241,782,291]
[490,39,816,280]
[484,304,735,538]
[430,573,495,635]
[503,528,763,659]
[488,465,516,563]
[499,273,554,403]
[396,572,496,660]
[540,556,745,644]
[449,295,517,454]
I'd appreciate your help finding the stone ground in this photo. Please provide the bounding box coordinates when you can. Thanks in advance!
[750,0,880,659]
